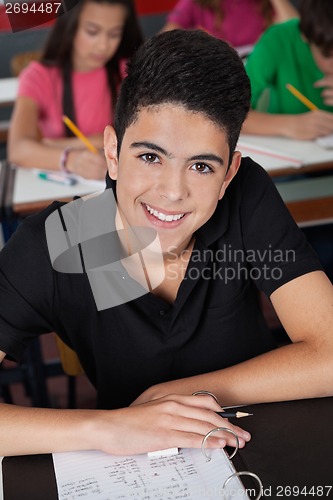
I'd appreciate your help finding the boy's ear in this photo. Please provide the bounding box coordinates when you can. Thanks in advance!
[218,151,242,200]
[104,125,118,180]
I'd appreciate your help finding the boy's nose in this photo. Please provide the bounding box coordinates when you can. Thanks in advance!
[157,169,189,202]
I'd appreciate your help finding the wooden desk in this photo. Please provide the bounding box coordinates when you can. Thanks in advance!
[275,174,333,227]
[235,397,333,494]
[239,134,333,177]
[238,135,333,226]
[2,397,333,499]
[4,165,105,216]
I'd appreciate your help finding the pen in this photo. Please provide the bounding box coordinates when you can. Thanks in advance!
[38,172,77,186]
[286,83,318,111]
[62,115,99,154]
[216,411,253,419]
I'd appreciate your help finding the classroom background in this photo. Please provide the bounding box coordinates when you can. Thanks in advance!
[2,0,330,413]
[0,0,301,157]
[0,0,177,160]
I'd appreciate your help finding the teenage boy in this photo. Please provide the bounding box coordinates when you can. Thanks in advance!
[0,30,333,457]
[243,0,333,139]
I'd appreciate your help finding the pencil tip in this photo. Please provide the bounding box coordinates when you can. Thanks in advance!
[237,412,253,418]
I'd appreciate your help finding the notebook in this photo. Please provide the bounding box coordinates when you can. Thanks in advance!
[52,447,258,499]
[237,141,303,171]
[316,134,333,149]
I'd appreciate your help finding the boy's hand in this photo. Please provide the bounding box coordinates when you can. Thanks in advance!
[95,394,251,455]
[314,76,333,106]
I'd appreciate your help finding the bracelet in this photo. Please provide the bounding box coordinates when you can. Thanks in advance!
[192,390,220,405]
[59,147,72,173]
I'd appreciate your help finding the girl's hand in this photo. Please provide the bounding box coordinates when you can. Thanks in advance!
[67,149,107,180]
[90,394,251,455]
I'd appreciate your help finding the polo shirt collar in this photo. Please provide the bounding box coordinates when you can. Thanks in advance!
[194,196,230,248]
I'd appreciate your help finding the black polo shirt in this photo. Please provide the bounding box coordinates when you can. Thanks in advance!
[0,158,322,409]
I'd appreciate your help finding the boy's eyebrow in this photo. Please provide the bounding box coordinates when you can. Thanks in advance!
[130,142,171,158]
[188,154,224,166]
[130,142,224,165]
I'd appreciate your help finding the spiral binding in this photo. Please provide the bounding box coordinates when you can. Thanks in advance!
[201,427,263,499]
[194,390,263,499]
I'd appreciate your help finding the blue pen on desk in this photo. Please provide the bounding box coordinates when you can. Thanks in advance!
[38,172,77,186]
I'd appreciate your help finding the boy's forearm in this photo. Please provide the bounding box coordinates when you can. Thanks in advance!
[141,341,333,407]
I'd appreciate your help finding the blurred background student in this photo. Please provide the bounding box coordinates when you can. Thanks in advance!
[242,0,333,140]
[161,0,298,54]
[8,0,143,180]
[243,0,333,283]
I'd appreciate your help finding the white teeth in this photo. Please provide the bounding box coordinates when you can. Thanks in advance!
[145,204,185,222]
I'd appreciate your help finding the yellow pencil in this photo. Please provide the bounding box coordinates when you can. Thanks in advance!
[286,83,318,111]
[62,115,99,154]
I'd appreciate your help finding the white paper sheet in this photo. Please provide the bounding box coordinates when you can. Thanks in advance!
[316,134,333,149]
[238,141,303,171]
[34,169,105,190]
[53,448,249,499]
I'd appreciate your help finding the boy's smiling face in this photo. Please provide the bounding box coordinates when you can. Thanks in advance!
[105,104,241,257]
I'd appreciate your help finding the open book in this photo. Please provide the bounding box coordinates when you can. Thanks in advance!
[53,447,253,499]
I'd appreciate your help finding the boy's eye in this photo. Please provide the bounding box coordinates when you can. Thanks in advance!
[191,162,213,174]
[140,153,160,163]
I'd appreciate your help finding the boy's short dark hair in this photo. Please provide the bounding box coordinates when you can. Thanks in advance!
[114,30,251,162]
[300,0,333,57]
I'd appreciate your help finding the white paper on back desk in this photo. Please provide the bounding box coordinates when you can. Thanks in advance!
[316,134,333,149]
[237,141,303,171]
[52,448,249,499]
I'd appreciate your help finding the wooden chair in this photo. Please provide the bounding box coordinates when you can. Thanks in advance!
[0,338,51,407]
[55,336,85,408]
[55,337,84,377]
[0,336,86,408]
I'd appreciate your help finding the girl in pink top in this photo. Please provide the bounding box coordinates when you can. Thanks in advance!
[163,0,298,51]
[8,0,143,180]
